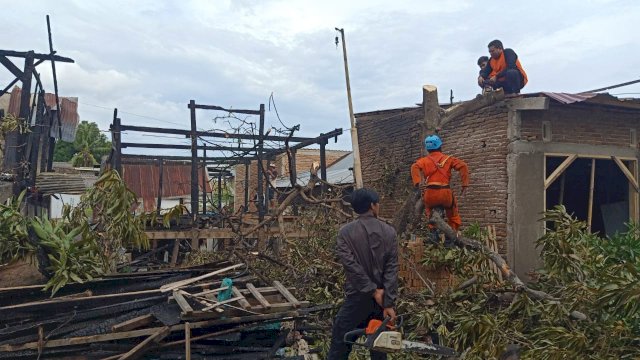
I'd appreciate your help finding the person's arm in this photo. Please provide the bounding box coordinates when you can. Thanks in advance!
[496,49,518,78]
[382,229,399,309]
[450,157,469,193]
[336,230,377,295]
[410,159,425,187]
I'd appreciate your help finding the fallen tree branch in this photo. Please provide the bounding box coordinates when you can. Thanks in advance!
[429,212,558,302]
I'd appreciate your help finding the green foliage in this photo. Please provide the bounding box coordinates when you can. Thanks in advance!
[53,121,110,164]
[65,169,149,271]
[405,206,640,359]
[52,140,75,162]
[0,191,32,262]
[31,217,103,295]
[1,170,149,295]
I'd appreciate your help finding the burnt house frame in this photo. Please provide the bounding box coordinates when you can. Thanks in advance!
[109,101,342,223]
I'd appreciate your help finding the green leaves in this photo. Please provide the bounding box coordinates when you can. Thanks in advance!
[0,190,32,263]
[31,217,104,296]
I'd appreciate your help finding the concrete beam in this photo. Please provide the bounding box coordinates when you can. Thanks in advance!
[509,140,639,159]
[507,97,549,111]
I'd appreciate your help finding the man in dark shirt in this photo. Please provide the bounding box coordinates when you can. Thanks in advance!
[328,188,399,360]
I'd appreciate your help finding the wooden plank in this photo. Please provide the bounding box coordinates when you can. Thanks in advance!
[246,283,271,310]
[1,311,301,352]
[173,290,194,315]
[544,154,578,190]
[160,264,244,293]
[612,156,639,192]
[170,239,180,267]
[231,286,251,309]
[118,326,170,360]
[201,296,243,312]
[273,281,301,308]
[251,301,310,312]
[0,289,160,312]
[185,322,191,360]
[112,314,155,333]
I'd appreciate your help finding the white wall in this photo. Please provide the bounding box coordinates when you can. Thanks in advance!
[49,193,82,219]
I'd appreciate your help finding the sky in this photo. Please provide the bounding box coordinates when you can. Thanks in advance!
[1,0,639,155]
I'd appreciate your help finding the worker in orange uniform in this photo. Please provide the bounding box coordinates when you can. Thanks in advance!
[411,135,469,232]
[477,39,527,96]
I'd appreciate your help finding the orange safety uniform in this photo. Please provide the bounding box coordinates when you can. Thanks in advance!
[488,50,528,87]
[410,151,469,230]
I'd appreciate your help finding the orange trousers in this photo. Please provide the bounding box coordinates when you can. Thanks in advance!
[423,188,462,231]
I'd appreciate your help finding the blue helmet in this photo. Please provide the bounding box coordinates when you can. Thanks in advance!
[424,135,442,151]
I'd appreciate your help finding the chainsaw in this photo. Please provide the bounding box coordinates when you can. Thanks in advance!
[344,316,458,357]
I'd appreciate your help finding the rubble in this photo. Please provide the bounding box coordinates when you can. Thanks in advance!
[0,260,324,359]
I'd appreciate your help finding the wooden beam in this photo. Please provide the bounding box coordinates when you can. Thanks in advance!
[0,49,74,63]
[117,326,170,360]
[0,55,24,79]
[246,283,271,310]
[201,296,243,311]
[160,264,245,293]
[273,281,301,308]
[1,311,300,352]
[232,286,252,310]
[544,154,578,190]
[173,290,194,315]
[112,314,156,333]
[190,103,261,115]
[185,322,191,360]
[588,158,596,231]
[612,156,639,192]
[119,124,320,142]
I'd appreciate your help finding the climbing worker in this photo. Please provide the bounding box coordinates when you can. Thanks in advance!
[410,134,469,232]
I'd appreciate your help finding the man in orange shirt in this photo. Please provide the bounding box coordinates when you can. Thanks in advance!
[411,135,469,232]
[477,39,528,96]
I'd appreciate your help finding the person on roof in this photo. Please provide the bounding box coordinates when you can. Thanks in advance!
[478,39,528,96]
[411,135,469,232]
[477,56,492,93]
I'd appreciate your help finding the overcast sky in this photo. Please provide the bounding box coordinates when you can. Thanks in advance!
[2,0,639,154]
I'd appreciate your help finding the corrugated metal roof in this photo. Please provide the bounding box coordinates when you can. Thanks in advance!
[274,152,354,187]
[539,92,598,104]
[123,162,212,212]
[7,86,80,142]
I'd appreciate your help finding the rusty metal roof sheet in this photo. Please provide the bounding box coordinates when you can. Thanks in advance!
[539,92,598,104]
[6,86,80,141]
[122,162,212,212]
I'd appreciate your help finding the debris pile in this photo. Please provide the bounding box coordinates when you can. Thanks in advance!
[0,260,323,359]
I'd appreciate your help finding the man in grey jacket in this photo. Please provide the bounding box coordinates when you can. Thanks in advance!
[328,188,399,360]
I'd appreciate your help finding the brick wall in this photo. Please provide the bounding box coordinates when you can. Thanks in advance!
[233,149,349,211]
[356,108,423,219]
[521,103,640,146]
[357,103,510,255]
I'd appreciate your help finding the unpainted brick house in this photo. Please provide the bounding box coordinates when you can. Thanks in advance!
[356,91,640,278]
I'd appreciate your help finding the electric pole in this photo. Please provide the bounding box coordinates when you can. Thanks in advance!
[335,27,363,189]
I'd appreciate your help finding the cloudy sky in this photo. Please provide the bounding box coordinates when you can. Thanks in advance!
[2,0,639,153]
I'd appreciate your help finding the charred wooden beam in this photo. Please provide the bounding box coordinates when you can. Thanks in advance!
[0,49,74,63]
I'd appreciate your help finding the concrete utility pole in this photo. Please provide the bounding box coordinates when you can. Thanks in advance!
[335,27,363,189]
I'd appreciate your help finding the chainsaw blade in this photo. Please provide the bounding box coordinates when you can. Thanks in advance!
[401,340,458,356]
